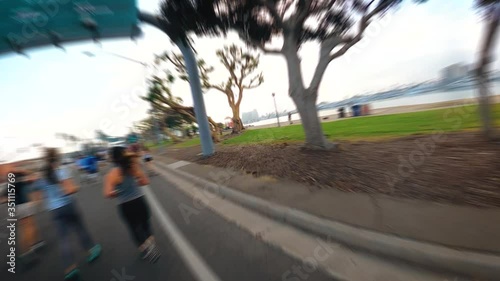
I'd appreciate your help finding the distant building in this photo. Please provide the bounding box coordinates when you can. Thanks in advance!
[242,109,259,124]
[441,63,468,83]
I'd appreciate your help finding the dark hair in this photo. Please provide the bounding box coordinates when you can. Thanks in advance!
[110,146,133,175]
[44,148,60,184]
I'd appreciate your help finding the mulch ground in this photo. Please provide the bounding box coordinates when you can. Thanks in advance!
[164,132,500,208]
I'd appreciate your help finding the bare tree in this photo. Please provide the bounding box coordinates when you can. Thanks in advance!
[157,44,263,134]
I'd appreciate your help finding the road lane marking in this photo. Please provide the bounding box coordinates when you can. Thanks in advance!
[142,186,222,281]
[167,161,191,170]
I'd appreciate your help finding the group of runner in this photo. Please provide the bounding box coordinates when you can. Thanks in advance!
[1,144,160,281]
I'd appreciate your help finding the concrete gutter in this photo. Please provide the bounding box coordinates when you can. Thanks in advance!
[156,160,500,280]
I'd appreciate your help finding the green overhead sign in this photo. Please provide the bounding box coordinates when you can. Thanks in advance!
[0,0,141,55]
[126,133,138,144]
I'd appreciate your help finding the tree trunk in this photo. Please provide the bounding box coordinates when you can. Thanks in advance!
[476,4,499,140]
[292,92,329,149]
[207,117,221,142]
[231,106,244,134]
[284,47,329,149]
[477,73,493,138]
[211,131,220,142]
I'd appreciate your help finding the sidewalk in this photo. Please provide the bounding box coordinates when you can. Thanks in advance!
[154,154,500,254]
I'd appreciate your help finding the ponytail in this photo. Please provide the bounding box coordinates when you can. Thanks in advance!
[110,146,133,175]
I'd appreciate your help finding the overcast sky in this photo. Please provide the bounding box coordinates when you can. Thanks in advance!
[1,0,498,153]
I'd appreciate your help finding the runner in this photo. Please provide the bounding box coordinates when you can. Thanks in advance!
[32,148,101,281]
[84,154,99,181]
[75,155,87,180]
[103,146,160,263]
[79,154,99,184]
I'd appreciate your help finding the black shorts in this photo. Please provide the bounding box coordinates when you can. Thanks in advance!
[118,197,152,245]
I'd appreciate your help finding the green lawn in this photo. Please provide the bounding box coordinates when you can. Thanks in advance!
[145,140,174,149]
[174,137,203,148]
[174,104,500,147]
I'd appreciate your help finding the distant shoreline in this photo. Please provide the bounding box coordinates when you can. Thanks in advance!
[247,94,500,130]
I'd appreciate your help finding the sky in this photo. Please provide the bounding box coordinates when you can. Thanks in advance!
[1,0,499,157]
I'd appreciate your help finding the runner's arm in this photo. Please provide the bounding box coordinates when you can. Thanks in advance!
[103,170,119,198]
[132,164,150,186]
[60,178,79,195]
[59,167,79,195]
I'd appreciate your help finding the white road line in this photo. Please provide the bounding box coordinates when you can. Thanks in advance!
[142,186,222,281]
[152,163,453,281]
[167,161,191,170]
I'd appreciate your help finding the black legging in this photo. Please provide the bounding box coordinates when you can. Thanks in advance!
[118,196,152,246]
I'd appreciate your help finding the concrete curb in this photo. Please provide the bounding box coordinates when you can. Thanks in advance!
[155,160,500,280]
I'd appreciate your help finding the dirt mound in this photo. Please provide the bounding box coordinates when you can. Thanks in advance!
[166,132,500,208]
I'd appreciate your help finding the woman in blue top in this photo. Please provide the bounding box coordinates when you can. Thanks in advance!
[104,146,160,263]
[33,148,101,281]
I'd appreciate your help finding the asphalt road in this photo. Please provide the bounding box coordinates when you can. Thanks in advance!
[0,164,335,281]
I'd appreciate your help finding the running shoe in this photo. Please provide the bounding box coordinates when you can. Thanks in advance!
[141,243,161,264]
[87,244,102,263]
[64,268,81,281]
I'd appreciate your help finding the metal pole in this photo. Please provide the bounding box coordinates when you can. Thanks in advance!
[272,93,281,127]
[138,11,214,157]
[177,39,214,155]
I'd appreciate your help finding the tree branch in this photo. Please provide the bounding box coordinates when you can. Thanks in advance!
[250,38,283,54]
[236,88,243,107]
[279,1,294,18]
[219,51,239,86]
[240,54,249,88]
[236,29,283,55]
[261,0,284,27]
[208,82,235,105]
[294,0,313,26]
[307,36,346,93]
[210,84,227,94]
[242,83,261,90]
[308,2,394,95]
[227,91,236,108]
[328,1,391,62]
[258,44,283,54]
[242,74,263,90]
